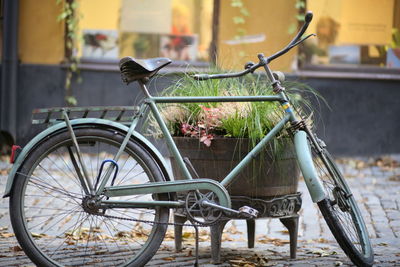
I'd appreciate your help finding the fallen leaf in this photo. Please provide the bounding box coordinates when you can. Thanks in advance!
[0,233,15,238]
[316,237,330,243]
[373,157,400,170]
[335,261,343,266]
[356,160,366,169]
[257,236,289,246]
[258,257,268,266]
[307,249,335,257]
[31,232,47,238]
[162,257,175,261]
[221,232,234,241]
[164,230,175,241]
[64,239,76,246]
[225,223,243,235]
[388,175,400,182]
[10,246,23,252]
[229,259,248,265]
[182,231,194,239]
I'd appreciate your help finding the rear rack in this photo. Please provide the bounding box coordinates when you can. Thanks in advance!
[32,106,140,125]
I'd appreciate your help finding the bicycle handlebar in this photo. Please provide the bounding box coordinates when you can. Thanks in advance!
[268,11,313,62]
[289,11,313,47]
[193,62,262,80]
[192,11,314,81]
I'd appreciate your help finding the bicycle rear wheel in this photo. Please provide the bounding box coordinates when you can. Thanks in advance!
[10,127,170,267]
[311,145,374,267]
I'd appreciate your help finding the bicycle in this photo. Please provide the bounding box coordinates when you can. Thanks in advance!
[4,11,373,267]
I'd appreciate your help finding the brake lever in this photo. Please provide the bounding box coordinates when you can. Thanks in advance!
[288,33,316,49]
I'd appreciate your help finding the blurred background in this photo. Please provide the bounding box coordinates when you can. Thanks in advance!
[0,0,399,155]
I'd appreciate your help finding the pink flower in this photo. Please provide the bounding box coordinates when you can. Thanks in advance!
[200,134,214,147]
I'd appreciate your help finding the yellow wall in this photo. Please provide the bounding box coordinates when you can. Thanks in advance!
[308,0,394,46]
[19,0,65,64]
[78,0,121,30]
[218,0,297,71]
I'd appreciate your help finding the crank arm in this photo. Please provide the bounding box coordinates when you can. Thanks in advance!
[201,200,239,214]
[201,200,259,218]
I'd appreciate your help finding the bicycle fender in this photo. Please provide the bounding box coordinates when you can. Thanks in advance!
[3,118,172,198]
[294,130,326,203]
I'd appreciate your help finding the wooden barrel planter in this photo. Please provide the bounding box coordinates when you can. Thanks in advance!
[170,137,300,197]
[171,137,302,263]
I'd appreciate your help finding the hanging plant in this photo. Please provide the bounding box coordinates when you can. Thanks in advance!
[230,0,250,58]
[288,0,306,35]
[56,0,81,106]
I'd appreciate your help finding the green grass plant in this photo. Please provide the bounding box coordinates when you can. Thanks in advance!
[158,71,322,152]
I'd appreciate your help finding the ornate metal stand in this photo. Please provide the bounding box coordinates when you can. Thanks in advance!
[174,192,302,264]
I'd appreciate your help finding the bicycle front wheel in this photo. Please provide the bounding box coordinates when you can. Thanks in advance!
[311,146,374,267]
[10,127,170,267]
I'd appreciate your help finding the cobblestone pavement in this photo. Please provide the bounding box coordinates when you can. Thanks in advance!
[0,155,399,266]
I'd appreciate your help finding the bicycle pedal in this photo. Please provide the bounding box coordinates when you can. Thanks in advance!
[238,206,259,218]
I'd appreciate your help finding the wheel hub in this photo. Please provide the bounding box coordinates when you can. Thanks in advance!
[81,196,102,215]
[333,187,352,212]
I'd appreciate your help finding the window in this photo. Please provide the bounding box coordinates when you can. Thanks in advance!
[78,0,213,63]
[300,0,400,69]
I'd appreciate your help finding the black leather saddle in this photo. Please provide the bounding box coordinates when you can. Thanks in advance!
[119,57,172,84]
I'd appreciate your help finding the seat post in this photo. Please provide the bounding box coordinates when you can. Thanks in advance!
[138,80,152,98]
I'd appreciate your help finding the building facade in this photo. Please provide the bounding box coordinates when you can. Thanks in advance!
[1,0,399,155]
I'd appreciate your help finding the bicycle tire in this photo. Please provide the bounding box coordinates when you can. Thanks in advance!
[311,146,374,267]
[10,127,170,267]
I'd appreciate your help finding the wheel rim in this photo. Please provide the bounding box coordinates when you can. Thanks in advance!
[311,148,372,258]
[17,135,165,266]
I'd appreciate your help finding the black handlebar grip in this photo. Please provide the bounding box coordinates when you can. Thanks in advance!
[305,11,313,23]
[192,74,210,80]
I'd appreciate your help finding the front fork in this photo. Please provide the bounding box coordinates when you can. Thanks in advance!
[276,95,328,203]
[294,130,327,203]
[280,90,327,203]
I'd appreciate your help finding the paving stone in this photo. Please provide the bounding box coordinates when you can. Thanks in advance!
[381,200,398,210]
[386,210,400,221]
[364,194,381,206]
[389,219,400,227]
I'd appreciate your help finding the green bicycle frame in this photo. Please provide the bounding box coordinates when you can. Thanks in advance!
[97,66,327,209]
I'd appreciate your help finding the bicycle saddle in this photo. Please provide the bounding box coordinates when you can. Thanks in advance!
[119,57,172,84]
